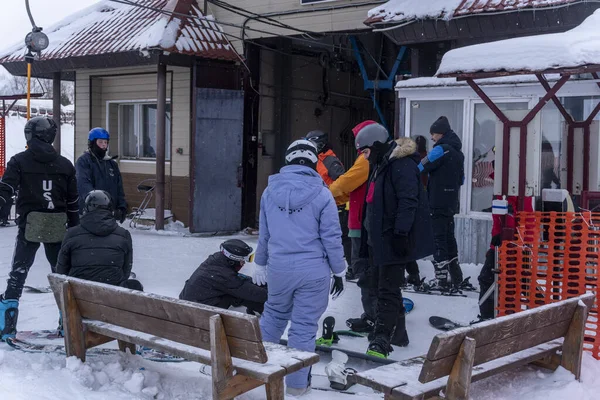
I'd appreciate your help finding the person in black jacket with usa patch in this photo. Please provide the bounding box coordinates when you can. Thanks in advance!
[76,128,127,223]
[180,239,267,315]
[419,116,466,290]
[0,116,79,341]
[56,190,139,290]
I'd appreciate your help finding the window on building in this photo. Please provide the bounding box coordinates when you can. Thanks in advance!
[409,100,464,153]
[471,102,529,213]
[118,102,171,160]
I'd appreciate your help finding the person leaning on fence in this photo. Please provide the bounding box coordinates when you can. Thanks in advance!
[0,116,80,341]
[75,127,127,223]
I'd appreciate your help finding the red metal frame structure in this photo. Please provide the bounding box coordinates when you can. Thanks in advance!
[439,67,600,211]
[0,93,44,177]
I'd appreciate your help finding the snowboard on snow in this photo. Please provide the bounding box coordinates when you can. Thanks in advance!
[5,338,186,362]
[17,330,62,340]
[23,285,53,294]
[429,316,467,331]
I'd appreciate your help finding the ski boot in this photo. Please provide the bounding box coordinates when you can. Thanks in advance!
[366,335,392,359]
[0,297,19,341]
[316,316,339,346]
[346,314,374,333]
[325,350,357,391]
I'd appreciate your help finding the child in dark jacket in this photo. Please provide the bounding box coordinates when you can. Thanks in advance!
[179,239,267,315]
[56,190,141,290]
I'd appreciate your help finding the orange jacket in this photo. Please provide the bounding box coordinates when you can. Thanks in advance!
[329,154,369,228]
[316,149,345,187]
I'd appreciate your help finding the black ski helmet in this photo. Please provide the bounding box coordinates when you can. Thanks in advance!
[84,190,114,214]
[220,239,254,263]
[24,116,58,144]
[305,130,328,152]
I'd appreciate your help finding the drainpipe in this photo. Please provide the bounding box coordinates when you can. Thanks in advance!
[155,61,167,230]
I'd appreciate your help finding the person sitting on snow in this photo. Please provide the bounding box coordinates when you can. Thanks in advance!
[56,190,141,291]
[179,239,266,315]
[253,139,346,396]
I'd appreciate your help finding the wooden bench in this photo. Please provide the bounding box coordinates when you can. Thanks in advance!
[47,273,318,400]
[350,293,594,400]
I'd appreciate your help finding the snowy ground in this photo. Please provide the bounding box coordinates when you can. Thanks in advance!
[0,223,599,399]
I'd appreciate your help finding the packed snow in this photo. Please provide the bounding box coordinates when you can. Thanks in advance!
[368,0,579,23]
[437,9,600,76]
[0,222,599,398]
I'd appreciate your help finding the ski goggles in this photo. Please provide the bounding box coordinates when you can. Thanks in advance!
[221,247,255,263]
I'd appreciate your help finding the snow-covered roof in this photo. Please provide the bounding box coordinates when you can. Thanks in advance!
[367,0,579,24]
[436,9,600,77]
[396,74,561,89]
[0,0,237,64]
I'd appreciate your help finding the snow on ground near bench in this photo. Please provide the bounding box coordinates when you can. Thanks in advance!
[0,224,599,398]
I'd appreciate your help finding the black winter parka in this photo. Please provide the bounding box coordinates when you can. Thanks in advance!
[56,209,132,285]
[361,138,434,266]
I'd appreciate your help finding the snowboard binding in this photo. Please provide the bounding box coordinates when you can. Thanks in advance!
[316,316,339,346]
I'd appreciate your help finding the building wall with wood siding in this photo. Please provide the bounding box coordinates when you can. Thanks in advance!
[209,0,382,52]
[74,65,192,223]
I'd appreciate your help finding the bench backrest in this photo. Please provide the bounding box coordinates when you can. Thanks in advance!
[48,274,268,363]
[419,293,594,383]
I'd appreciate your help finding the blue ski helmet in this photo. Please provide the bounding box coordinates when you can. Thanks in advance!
[88,127,110,142]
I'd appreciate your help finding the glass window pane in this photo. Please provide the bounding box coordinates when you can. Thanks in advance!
[471,102,528,213]
[540,102,562,191]
[409,100,464,153]
[141,104,171,160]
[119,105,136,158]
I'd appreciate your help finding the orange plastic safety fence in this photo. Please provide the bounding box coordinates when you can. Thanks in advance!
[497,212,600,359]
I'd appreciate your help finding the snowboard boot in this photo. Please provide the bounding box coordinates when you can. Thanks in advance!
[366,335,392,359]
[0,297,19,341]
[325,350,357,391]
[433,260,451,287]
[346,314,375,333]
[406,272,421,286]
[448,258,464,287]
[0,218,9,227]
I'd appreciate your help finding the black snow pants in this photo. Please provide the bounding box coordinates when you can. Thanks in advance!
[431,211,463,283]
[339,209,352,263]
[357,248,406,338]
[349,236,369,278]
[4,226,61,300]
[478,248,496,319]
[0,195,13,222]
[214,295,265,315]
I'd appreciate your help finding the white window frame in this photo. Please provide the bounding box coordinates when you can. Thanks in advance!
[106,98,172,162]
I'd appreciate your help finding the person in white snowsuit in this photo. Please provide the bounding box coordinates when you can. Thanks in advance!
[254,139,346,396]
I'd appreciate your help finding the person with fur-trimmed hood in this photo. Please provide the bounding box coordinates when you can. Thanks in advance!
[75,128,127,223]
[254,139,346,396]
[354,124,434,358]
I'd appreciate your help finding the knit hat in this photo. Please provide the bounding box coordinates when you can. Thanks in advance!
[430,116,451,135]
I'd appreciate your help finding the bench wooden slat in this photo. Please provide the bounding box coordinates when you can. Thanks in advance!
[84,320,317,382]
[77,299,267,362]
[349,356,424,395]
[426,294,593,362]
[392,340,563,400]
[419,317,571,382]
[48,274,262,343]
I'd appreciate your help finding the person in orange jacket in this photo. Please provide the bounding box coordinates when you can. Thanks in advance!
[329,122,372,281]
[305,130,350,262]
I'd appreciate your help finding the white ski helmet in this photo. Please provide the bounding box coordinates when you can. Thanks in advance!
[285,139,318,170]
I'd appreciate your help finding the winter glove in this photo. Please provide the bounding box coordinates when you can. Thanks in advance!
[116,208,127,224]
[392,234,410,257]
[252,264,268,286]
[330,273,345,300]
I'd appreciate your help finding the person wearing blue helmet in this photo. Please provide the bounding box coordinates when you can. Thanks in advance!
[75,128,127,223]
